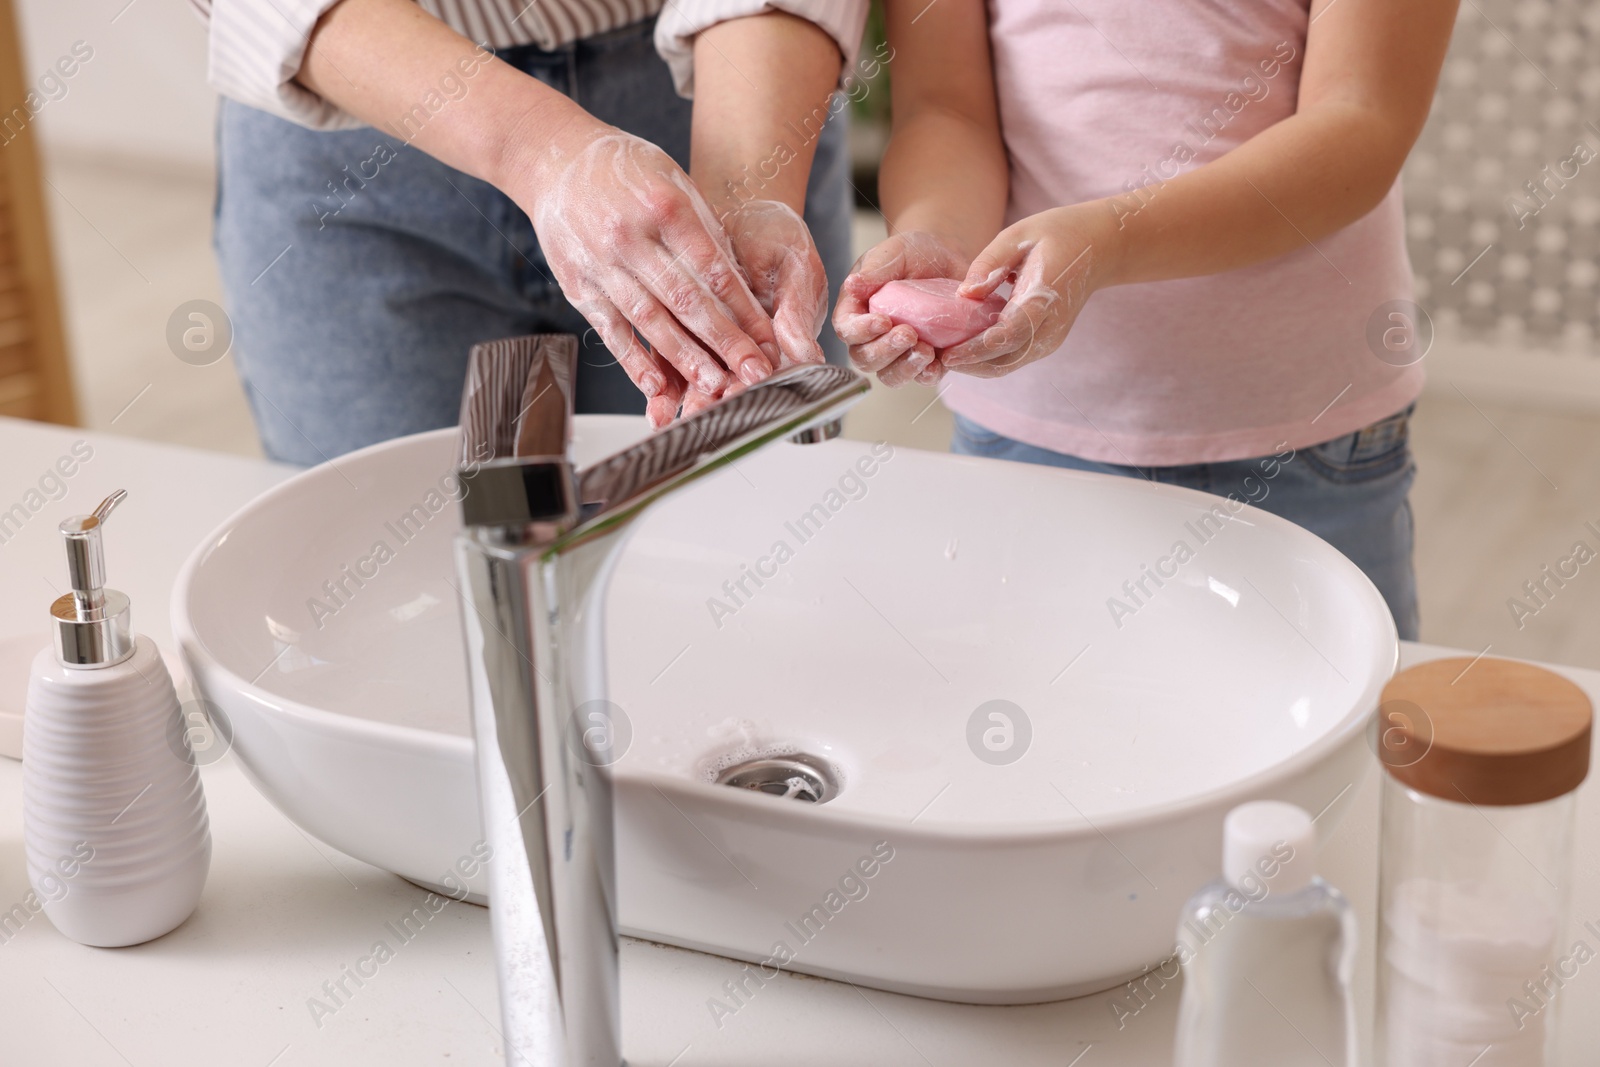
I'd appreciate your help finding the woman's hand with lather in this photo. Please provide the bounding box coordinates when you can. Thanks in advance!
[515,123,784,427]
[295,0,786,429]
[719,199,830,370]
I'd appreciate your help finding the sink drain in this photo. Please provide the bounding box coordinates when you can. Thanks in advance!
[716,754,837,803]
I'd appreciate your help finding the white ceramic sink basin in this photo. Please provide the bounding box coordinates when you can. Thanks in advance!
[173,416,1395,1003]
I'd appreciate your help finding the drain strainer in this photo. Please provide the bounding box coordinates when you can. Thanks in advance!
[715,754,836,803]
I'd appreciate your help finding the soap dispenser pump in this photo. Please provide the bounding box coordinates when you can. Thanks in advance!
[22,490,211,947]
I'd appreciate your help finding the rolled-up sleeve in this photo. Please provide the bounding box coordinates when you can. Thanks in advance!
[654,0,870,98]
[199,0,366,129]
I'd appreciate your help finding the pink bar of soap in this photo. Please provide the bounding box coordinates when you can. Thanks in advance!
[867,278,1006,349]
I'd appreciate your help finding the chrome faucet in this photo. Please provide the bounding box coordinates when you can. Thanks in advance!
[452,335,868,1066]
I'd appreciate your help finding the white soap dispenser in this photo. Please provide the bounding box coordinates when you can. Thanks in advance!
[22,490,210,947]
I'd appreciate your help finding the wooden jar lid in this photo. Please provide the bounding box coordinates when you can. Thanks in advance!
[1378,657,1592,806]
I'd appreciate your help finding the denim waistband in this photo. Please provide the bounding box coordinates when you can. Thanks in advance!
[1347,403,1414,455]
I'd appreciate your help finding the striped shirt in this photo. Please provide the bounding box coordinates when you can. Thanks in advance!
[195,0,868,129]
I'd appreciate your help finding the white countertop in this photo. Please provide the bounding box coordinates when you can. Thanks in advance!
[2,416,1598,1066]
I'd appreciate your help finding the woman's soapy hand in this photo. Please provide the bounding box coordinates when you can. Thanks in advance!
[833,230,973,388]
[293,2,788,428]
[942,205,1114,379]
[720,199,829,369]
[509,119,783,427]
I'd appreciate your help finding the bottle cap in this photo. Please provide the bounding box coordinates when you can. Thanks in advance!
[50,490,134,669]
[1223,800,1315,896]
[1379,656,1592,806]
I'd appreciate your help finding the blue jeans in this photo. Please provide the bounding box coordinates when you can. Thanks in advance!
[214,18,853,466]
[951,408,1420,639]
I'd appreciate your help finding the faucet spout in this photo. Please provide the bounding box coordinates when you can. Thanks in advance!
[452,336,868,1066]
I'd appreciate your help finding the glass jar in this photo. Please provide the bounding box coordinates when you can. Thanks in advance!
[1375,656,1592,1067]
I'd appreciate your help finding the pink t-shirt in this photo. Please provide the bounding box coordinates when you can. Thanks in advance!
[942,0,1424,466]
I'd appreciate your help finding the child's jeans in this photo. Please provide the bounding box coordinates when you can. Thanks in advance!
[950,407,1420,640]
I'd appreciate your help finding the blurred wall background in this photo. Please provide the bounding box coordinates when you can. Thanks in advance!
[1402,0,1600,412]
[16,0,215,169]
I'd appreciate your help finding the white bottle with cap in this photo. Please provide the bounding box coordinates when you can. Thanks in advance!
[22,490,210,947]
[1173,800,1357,1067]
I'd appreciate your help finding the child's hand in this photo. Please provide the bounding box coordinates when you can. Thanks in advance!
[833,231,971,387]
[942,206,1108,379]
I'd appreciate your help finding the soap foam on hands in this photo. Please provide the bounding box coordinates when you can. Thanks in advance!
[867,278,1006,349]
